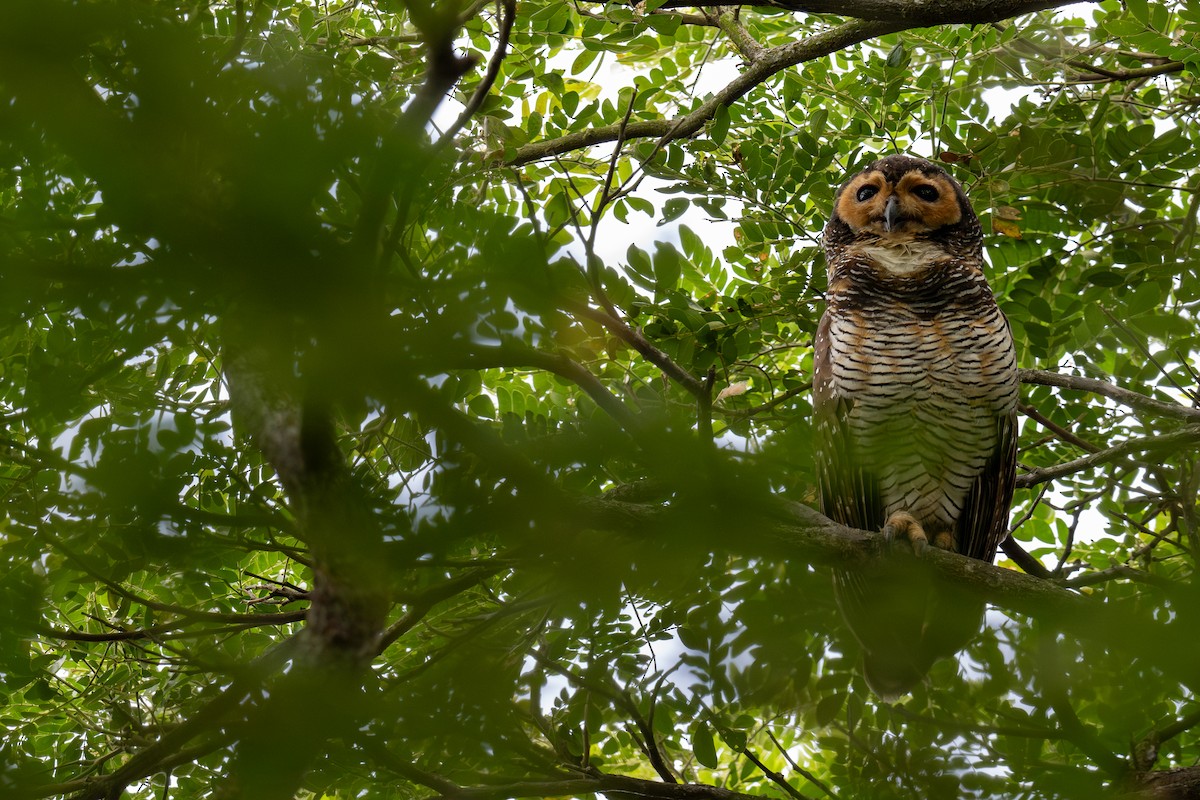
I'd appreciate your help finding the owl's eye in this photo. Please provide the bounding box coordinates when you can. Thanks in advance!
[855,185,878,202]
[912,184,940,202]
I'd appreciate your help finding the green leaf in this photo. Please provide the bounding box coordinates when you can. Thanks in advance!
[815,693,845,727]
[1027,296,1053,322]
[710,104,731,147]
[720,727,747,752]
[662,198,689,224]
[692,722,719,768]
[1124,281,1162,316]
[652,242,683,293]
[677,626,706,650]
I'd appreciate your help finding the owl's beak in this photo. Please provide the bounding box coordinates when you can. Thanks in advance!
[883,195,900,232]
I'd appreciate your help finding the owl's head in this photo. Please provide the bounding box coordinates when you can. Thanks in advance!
[824,154,981,257]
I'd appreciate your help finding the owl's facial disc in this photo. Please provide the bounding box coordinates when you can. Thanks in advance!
[836,171,963,238]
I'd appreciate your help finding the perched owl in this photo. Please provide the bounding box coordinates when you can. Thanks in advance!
[813,154,1018,699]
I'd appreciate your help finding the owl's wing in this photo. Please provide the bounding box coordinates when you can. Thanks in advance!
[953,310,1019,563]
[954,408,1018,562]
[811,313,881,533]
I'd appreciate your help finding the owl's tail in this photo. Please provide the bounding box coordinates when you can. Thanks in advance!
[834,562,985,700]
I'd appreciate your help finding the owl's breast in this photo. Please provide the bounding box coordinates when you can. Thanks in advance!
[817,282,1017,529]
[845,239,948,277]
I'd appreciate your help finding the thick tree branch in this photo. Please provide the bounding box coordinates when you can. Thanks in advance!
[578,494,1083,619]
[763,501,1083,619]
[574,493,1200,693]
[222,317,394,796]
[410,769,774,800]
[1124,766,1200,799]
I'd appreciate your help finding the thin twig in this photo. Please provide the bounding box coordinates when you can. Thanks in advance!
[1016,425,1200,488]
[1019,401,1102,454]
[436,0,516,150]
[766,730,839,799]
[568,302,706,398]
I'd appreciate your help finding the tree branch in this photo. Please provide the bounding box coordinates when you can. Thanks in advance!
[573,492,1200,692]
[578,494,1082,619]
[508,19,899,166]
[719,382,812,419]
[37,611,306,643]
[436,0,516,150]
[1058,564,1176,591]
[1067,59,1185,84]
[1000,535,1054,580]
[1125,766,1200,799]
[447,342,643,433]
[765,729,839,799]
[714,9,767,63]
[61,636,301,800]
[417,769,776,800]
[373,568,498,654]
[1016,425,1200,489]
[1153,706,1200,748]
[569,303,708,398]
[1020,369,1200,422]
[647,0,1077,24]
[1019,401,1102,454]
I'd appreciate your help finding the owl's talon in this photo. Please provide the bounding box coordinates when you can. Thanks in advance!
[881,511,927,557]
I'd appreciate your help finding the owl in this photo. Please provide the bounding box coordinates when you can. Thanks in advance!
[813,154,1019,699]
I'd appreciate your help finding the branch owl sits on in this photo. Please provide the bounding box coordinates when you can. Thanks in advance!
[813,154,1019,700]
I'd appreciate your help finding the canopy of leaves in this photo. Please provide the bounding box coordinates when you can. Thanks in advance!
[1,1,1199,799]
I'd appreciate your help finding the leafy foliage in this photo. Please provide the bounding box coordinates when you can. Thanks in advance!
[1,1,1199,799]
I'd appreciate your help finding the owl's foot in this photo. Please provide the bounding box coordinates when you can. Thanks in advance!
[882,511,928,557]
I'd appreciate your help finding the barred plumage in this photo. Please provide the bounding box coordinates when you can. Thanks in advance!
[813,154,1018,699]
